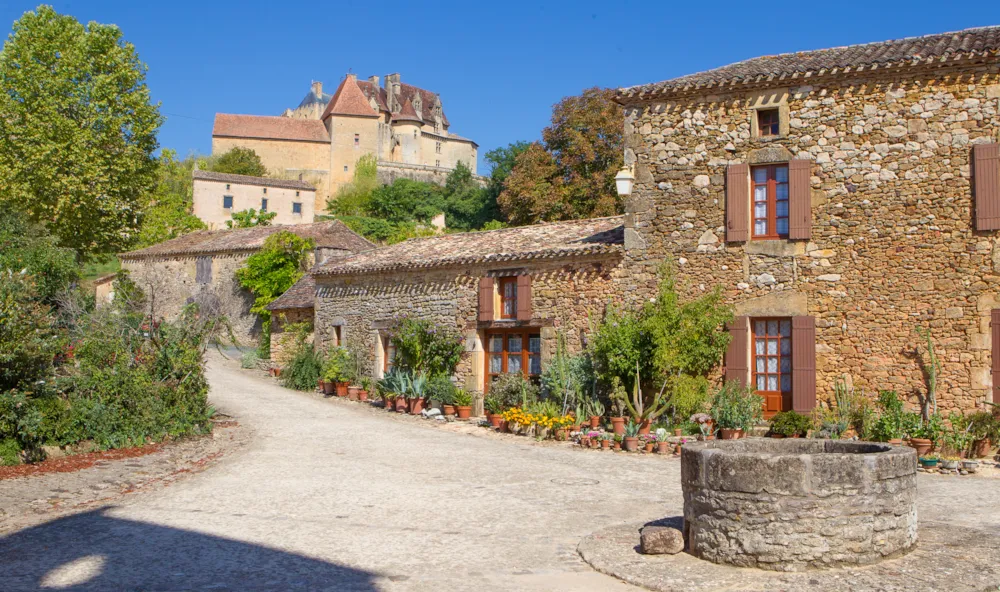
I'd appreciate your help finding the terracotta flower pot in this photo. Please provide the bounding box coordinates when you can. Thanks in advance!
[770,434,785,439]
[972,438,991,459]
[601,439,611,449]
[500,419,509,432]
[720,428,743,440]
[488,414,502,428]
[317,379,325,391]
[673,428,683,437]
[644,442,655,453]
[323,381,336,396]
[613,441,621,451]
[456,405,472,419]
[909,437,933,457]
[638,419,651,435]
[335,382,349,397]
[657,441,670,454]
[443,404,456,416]
[888,438,902,445]
[409,397,425,415]
[358,390,368,402]
[611,417,626,436]
[589,416,601,429]
[395,396,408,412]
[555,428,568,441]
[674,443,682,454]
[348,385,360,400]
[623,437,639,452]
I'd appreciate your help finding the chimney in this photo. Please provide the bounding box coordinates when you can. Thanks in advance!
[368,75,380,88]
[311,80,322,98]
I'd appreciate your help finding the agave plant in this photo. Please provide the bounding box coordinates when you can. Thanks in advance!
[624,420,641,438]
[407,372,428,400]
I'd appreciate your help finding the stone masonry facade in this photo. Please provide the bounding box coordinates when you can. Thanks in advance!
[620,51,1000,412]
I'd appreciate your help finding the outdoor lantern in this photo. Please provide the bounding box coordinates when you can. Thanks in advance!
[615,165,635,196]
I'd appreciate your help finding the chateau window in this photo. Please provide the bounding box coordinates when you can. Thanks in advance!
[354,133,360,147]
[435,159,441,167]
[261,198,268,212]
[223,195,233,209]
[757,108,780,137]
[486,330,542,389]
[752,318,792,416]
[435,142,441,154]
[498,277,517,319]
[292,202,302,214]
[752,165,789,239]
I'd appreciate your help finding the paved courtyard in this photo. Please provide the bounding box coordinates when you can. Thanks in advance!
[4,354,1000,591]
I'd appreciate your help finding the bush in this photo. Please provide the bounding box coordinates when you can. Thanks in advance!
[488,373,539,409]
[0,437,21,466]
[426,373,456,405]
[388,317,464,377]
[322,346,351,383]
[283,345,324,391]
[709,381,763,431]
[240,351,259,369]
[871,390,905,441]
[769,410,813,437]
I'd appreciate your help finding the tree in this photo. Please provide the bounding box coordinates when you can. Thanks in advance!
[137,150,206,248]
[0,210,78,304]
[227,209,276,229]
[210,147,268,177]
[484,141,530,205]
[499,88,623,225]
[0,6,163,260]
[442,161,498,230]
[327,154,378,216]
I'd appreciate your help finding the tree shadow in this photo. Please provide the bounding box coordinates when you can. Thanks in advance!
[0,506,380,591]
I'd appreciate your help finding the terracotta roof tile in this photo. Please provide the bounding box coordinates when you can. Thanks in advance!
[356,80,389,112]
[193,170,315,191]
[619,26,1000,101]
[392,97,422,123]
[398,82,449,126]
[314,217,624,276]
[121,220,374,259]
[266,274,315,311]
[321,76,379,120]
[213,113,329,143]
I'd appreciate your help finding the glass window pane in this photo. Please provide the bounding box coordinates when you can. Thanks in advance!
[757,375,766,390]
[780,339,791,355]
[528,336,541,353]
[777,219,789,235]
[767,376,778,391]
[508,355,522,374]
[754,185,767,200]
[781,375,792,392]
[780,321,792,336]
[508,335,522,353]
[755,321,766,334]
[754,220,767,235]
[490,354,502,373]
[753,168,767,183]
[780,357,791,373]
[754,203,767,218]
[776,200,788,217]
[755,339,765,355]
[776,184,788,200]
[489,335,503,352]
[529,354,541,375]
[767,320,778,335]
[756,358,765,372]
[767,340,777,355]
[767,357,778,372]
[776,167,788,183]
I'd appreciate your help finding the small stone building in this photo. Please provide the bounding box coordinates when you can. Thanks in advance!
[119,221,373,339]
[192,170,317,229]
[266,275,318,364]
[616,26,1000,414]
[311,217,626,393]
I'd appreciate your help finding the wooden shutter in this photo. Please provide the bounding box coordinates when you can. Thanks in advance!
[478,277,494,322]
[992,309,1000,403]
[974,143,1000,231]
[196,256,212,284]
[516,275,532,321]
[788,159,812,239]
[791,316,816,413]
[725,163,749,242]
[724,316,749,387]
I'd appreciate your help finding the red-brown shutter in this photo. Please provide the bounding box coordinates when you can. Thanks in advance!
[516,275,532,321]
[788,159,812,239]
[478,277,494,322]
[992,309,1000,403]
[791,316,816,413]
[974,143,1000,231]
[725,164,749,242]
[724,316,749,387]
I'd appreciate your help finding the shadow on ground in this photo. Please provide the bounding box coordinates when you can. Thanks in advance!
[0,507,379,591]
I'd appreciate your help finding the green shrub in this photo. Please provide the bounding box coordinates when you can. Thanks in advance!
[322,346,351,383]
[709,381,763,431]
[488,373,538,409]
[283,345,324,391]
[871,390,905,441]
[453,389,473,407]
[427,373,456,405]
[240,351,259,369]
[0,437,21,466]
[769,410,813,437]
[388,316,464,377]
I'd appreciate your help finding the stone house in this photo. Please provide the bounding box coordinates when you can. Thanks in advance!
[266,275,318,364]
[213,73,479,210]
[119,221,373,339]
[616,26,1000,415]
[192,170,317,229]
[310,217,626,395]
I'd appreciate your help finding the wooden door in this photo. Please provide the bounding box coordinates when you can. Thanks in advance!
[752,319,792,418]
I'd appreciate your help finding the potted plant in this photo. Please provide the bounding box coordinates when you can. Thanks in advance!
[919,455,939,468]
[323,347,351,397]
[906,412,942,456]
[871,390,905,443]
[642,434,656,453]
[769,411,813,439]
[967,411,997,458]
[657,437,671,454]
[358,377,372,402]
[600,433,612,449]
[428,374,456,416]
[615,363,670,436]
[584,397,605,429]
[709,382,763,440]
[407,372,428,415]
[608,377,627,435]
[623,421,640,452]
[484,395,503,427]
[962,459,980,471]
[691,413,714,439]
[940,411,974,460]
[454,389,473,419]
[612,433,623,451]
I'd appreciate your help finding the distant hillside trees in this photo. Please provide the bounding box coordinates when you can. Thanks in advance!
[137,150,207,248]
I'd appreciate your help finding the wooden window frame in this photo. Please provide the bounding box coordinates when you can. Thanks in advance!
[223,195,233,210]
[757,108,780,137]
[484,328,542,390]
[292,202,302,215]
[498,277,518,319]
[751,317,792,418]
[751,164,789,240]
[261,198,268,213]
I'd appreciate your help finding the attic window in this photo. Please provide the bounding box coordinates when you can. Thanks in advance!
[757,109,780,137]
[263,187,267,194]
[343,165,348,172]
[295,191,300,197]
[225,184,230,191]
[354,133,360,147]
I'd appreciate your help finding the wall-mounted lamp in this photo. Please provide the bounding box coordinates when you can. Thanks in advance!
[614,165,635,196]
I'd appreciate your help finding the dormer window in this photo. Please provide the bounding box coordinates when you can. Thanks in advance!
[757,108,780,137]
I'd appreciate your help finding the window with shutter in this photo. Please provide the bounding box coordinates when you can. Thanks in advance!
[195,256,212,284]
[478,277,494,322]
[787,159,812,239]
[724,316,749,387]
[752,318,792,417]
[726,164,749,242]
[516,275,532,321]
[791,316,816,413]
[751,165,789,239]
[992,309,1000,403]
[974,143,1000,231]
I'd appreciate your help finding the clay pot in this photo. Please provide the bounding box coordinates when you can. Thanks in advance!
[358,390,368,402]
[623,437,639,452]
[770,434,785,439]
[500,419,509,433]
[555,428,568,441]
[644,442,655,453]
[456,406,472,419]
[971,438,991,459]
[395,396,408,412]
[638,419,651,435]
[443,404,456,416]
[601,439,611,449]
[409,397,425,415]
[674,443,682,454]
[720,428,743,440]
[335,382,349,397]
[580,437,590,448]
[909,437,933,457]
[657,441,671,454]
[888,438,903,445]
[347,385,360,400]
[611,417,626,436]
[488,414,502,428]
[323,381,336,396]
[317,379,326,391]
[612,441,622,451]
[673,428,683,437]
[589,416,601,429]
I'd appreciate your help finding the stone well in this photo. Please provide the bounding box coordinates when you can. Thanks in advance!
[681,439,917,571]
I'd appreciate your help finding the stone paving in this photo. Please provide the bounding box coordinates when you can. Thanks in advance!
[3,353,1000,591]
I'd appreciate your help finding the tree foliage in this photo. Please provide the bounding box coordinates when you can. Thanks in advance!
[235,231,314,316]
[499,88,623,225]
[209,147,268,177]
[327,154,378,216]
[0,6,162,259]
[227,208,276,229]
[0,209,79,304]
[137,150,206,248]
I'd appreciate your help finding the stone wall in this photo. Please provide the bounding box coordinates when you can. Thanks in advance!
[121,253,259,338]
[376,161,486,188]
[270,307,314,365]
[622,63,1000,412]
[313,255,625,390]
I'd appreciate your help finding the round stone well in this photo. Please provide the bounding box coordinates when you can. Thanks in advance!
[681,439,917,571]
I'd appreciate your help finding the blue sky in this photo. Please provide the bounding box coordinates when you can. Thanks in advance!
[3,1,1000,172]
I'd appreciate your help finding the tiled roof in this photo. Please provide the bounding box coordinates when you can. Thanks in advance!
[213,114,330,143]
[392,98,422,123]
[356,80,390,112]
[321,76,379,120]
[314,217,624,276]
[121,221,374,260]
[398,82,449,127]
[193,169,315,191]
[266,274,315,311]
[619,26,1000,101]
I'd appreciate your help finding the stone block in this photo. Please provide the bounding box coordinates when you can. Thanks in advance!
[640,526,685,555]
